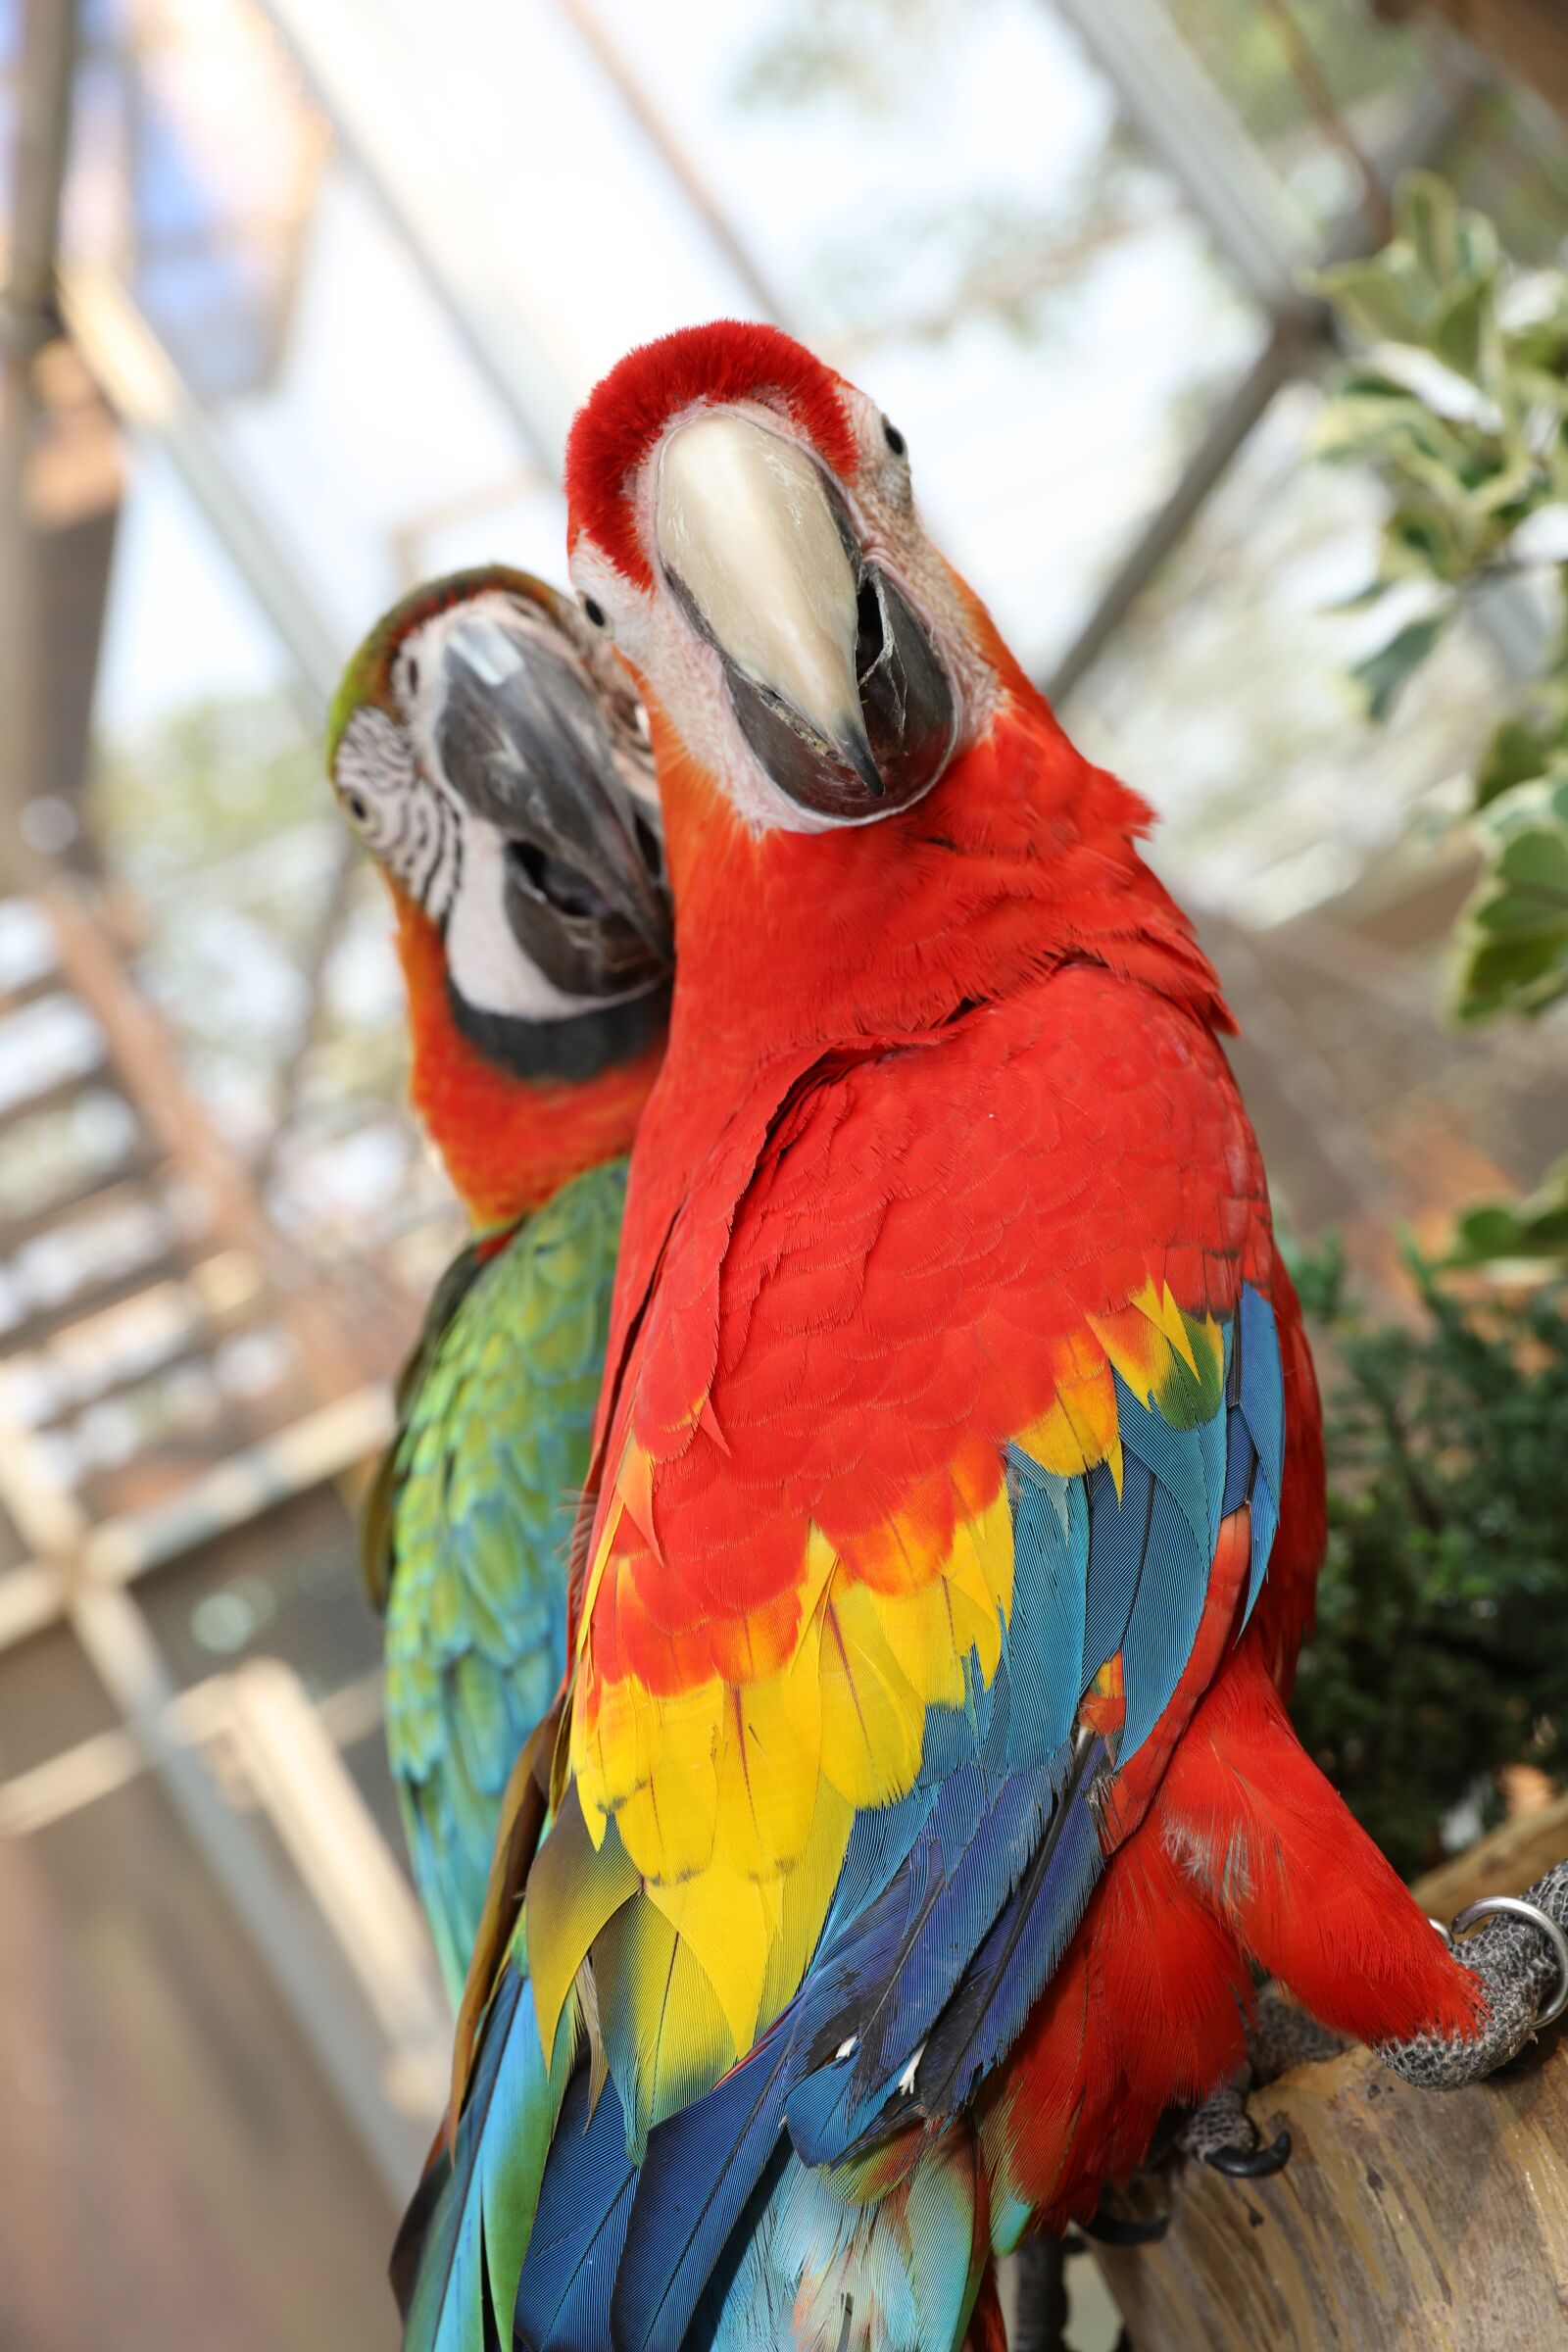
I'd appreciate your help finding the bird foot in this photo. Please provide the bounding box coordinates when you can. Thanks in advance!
[1380,1859,1568,2089]
[1080,2197,1169,2247]
[1176,2082,1291,2177]
[1177,1986,1345,2179]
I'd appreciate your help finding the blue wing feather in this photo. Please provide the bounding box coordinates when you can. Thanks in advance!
[610,2038,794,2352]
[402,1964,565,2352]
[1080,1456,1153,1685]
[1004,1450,1088,1761]
[482,1281,1289,2352]
[514,2068,637,2352]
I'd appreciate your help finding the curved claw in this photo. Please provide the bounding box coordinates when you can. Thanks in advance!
[1204,2128,1292,2180]
[1082,2203,1170,2246]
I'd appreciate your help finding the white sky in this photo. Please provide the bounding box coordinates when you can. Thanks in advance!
[90,0,1257,734]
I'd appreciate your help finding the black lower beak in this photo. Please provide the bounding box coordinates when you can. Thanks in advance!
[436,621,672,1001]
[724,564,956,824]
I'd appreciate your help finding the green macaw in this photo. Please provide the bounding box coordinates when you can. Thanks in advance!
[326,564,670,2003]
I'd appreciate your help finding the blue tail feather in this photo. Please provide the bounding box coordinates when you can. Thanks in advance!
[402,1962,560,2352]
[609,2035,793,2352]
[514,2067,636,2352]
[913,1740,1106,2120]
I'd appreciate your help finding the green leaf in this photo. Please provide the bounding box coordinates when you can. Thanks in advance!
[1310,251,1435,350]
[1349,609,1451,723]
[1446,1153,1568,1270]
[1452,769,1568,1019]
[1494,821,1568,894]
[1474,716,1553,808]
[1312,386,1456,466]
[1433,278,1491,383]
[1397,171,1461,289]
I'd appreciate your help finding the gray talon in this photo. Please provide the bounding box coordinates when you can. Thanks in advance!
[1205,2128,1291,2179]
[1177,1988,1341,2180]
[1382,1858,1568,2089]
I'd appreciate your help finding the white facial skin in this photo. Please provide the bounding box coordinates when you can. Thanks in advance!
[569,384,999,836]
[332,590,659,1026]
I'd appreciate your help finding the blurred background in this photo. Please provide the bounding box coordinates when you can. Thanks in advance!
[0,1,1565,2345]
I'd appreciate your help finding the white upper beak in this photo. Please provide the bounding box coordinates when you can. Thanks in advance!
[655,412,867,769]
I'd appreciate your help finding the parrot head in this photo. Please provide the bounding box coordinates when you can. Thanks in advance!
[564,323,1218,1059]
[564,320,1015,839]
[328,564,672,1227]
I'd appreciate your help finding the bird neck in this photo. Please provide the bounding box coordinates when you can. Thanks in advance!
[650,660,1229,1087]
[389,890,662,1231]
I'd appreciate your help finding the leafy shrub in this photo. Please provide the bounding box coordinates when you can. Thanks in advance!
[1290,1236,1568,1876]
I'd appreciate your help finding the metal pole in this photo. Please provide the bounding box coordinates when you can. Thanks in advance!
[1044,52,1488,709]
[1,0,82,842]
[1049,0,1312,315]
[0,1396,426,2204]
[0,1383,394,1651]
[58,266,346,715]
[4,0,78,333]
[1047,318,1312,706]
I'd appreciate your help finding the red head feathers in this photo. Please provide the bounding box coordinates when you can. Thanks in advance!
[565,321,859,590]
[563,321,1229,1065]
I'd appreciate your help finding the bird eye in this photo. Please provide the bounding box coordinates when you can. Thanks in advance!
[882,417,906,459]
[345,792,369,825]
[581,596,610,632]
[405,656,419,697]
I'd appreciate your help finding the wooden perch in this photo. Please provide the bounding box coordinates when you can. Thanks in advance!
[1093,1795,1568,2351]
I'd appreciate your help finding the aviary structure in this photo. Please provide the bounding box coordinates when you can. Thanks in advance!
[327,566,670,2002]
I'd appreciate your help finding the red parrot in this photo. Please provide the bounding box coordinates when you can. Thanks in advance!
[404,327,1566,2352]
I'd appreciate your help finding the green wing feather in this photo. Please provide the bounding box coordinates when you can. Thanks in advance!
[372,1158,628,2006]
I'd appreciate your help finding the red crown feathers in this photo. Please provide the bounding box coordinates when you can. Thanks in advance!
[564,320,859,591]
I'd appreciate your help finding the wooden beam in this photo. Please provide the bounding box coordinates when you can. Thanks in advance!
[1413,1791,1568,1920]
[1375,0,1568,116]
[22,858,383,1399]
[1095,1802,1568,2348]
[1095,2032,1568,2349]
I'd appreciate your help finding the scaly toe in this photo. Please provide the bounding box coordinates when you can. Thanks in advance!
[1381,1860,1568,2089]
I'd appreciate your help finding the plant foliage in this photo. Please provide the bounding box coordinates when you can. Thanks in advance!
[1313,171,1568,1259]
[1290,1238,1568,1877]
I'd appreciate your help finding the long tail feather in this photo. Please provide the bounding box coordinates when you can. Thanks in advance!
[611,2034,793,2352]
[403,1965,564,2352]
[514,2066,637,2352]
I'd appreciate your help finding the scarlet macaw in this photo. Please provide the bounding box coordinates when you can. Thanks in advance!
[405,342,1568,2352]
[326,566,669,2003]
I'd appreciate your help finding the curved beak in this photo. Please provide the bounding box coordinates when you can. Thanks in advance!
[655,412,956,821]
[434,612,672,999]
